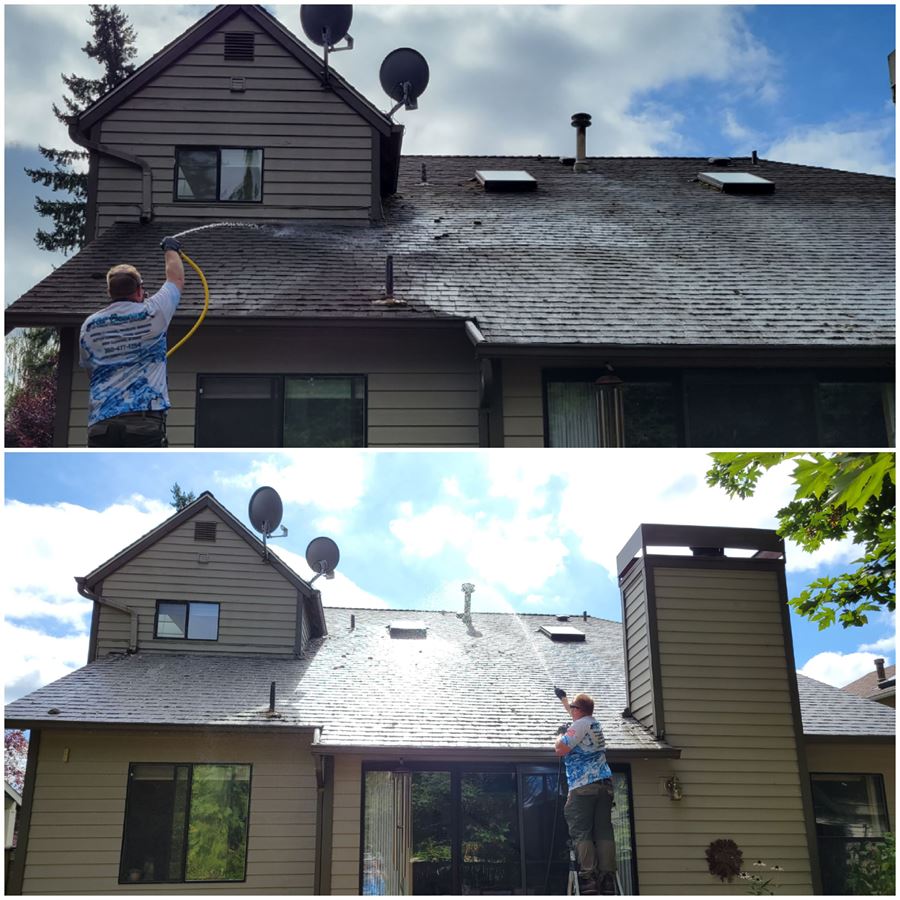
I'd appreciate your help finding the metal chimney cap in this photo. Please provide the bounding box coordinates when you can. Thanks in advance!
[571,112,592,128]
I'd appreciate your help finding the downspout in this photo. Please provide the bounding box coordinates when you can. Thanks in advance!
[75,576,138,653]
[67,119,153,224]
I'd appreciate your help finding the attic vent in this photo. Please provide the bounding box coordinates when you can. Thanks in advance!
[540,625,586,642]
[389,620,427,638]
[224,32,255,61]
[194,521,217,542]
[698,171,775,194]
[475,170,537,193]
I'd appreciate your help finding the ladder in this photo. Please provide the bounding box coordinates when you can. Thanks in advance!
[565,843,623,896]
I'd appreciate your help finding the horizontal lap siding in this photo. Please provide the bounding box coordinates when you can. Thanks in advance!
[94,11,373,234]
[501,359,544,446]
[631,565,814,894]
[621,562,656,731]
[95,509,297,656]
[66,327,478,447]
[23,729,317,894]
[330,755,362,895]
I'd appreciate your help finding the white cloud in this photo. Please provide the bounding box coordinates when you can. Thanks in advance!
[272,546,390,609]
[799,651,886,688]
[723,110,756,143]
[214,453,371,512]
[765,122,895,176]
[5,623,90,703]
[858,636,896,656]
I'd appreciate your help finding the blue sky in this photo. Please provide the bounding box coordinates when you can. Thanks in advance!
[4,450,894,702]
[4,3,896,305]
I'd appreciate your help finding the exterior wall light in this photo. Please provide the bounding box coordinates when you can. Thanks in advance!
[665,774,683,801]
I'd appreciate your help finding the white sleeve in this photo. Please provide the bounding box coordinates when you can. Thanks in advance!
[143,281,181,337]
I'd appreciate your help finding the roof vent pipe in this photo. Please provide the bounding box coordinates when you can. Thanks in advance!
[875,658,886,681]
[751,149,759,165]
[459,582,474,628]
[571,112,592,173]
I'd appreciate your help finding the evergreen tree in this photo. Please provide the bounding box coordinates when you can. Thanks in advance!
[171,484,197,511]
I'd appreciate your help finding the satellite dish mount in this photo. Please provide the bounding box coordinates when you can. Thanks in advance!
[306,536,340,585]
[379,47,430,119]
[300,5,354,86]
[248,486,288,561]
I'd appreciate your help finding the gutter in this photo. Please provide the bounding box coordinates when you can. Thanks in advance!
[67,119,153,223]
[75,576,138,653]
[465,319,486,347]
[308,743,681,761]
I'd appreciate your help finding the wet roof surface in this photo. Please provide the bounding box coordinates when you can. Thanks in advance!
[7,156,894,350]
[6,607,894,752]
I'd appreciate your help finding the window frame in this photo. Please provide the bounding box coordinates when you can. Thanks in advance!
[173,146,264,204]
[542,366,892,448]
[118,761,252,885]
[358,760,638,896]
[154,600,221,642]
[195,373,368,448]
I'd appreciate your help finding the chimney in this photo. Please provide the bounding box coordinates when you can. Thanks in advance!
[875,658,887,681]
[571,112,592,173]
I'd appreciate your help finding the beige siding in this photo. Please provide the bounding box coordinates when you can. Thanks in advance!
[630,565,815,894]
[66,326,479,448]
[22,729,317,894]
[94,10,374,233]
[804,741,895,833]
[95,507,298,657]
[620,561,656,733]
[501,359,544,447]
[329,755,362,895]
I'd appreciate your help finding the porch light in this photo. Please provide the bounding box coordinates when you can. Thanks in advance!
[665,774,683,801]
[595,373,625,447]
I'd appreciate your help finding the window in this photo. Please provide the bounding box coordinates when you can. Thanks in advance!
[120,763,251,883]
[175,148,262,202]
[196,375,366,447]
[545,369,892,447]
[362,763,637,895]
[810,773,891,894]
[155,601,220,640]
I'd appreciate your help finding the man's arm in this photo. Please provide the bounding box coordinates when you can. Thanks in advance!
[164,249,185,292]
[555,736,572,756]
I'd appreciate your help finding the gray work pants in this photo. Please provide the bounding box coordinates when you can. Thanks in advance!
[564,779,616,880]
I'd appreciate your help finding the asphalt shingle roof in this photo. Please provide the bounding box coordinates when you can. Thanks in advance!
[840,664,896,700]
[7,156,894,350]
[5,608,894,751]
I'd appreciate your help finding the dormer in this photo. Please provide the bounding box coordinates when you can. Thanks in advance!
[71,4,403,238]
[80,492,326,660]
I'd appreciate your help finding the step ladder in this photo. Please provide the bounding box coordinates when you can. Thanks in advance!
[565,843,623,896]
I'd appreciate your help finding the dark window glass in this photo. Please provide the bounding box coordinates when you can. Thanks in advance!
[219,149,262,201]
[460,773,520,893]
[197,376,280,447]
[284,376,366,447]
[411,772,453,895]
[811,773,890,894]
[176,149,217,201]
[686,378,816,446]
[120,763,250,884]
[521,770,567,894]
[819,383,889,446]
[156,602,187,639]
[155,601,219,641]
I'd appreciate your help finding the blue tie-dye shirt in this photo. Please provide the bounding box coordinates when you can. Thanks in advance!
[79,282,181,426]
[560,716,612,789]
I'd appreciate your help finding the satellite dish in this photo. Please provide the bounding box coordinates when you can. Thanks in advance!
[249,486,283,536]
[306,536,340,582]
[300,4,353,47]
[380,48,429,116]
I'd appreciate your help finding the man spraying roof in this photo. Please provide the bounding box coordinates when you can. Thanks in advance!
[554,687,617,896]
[79,237,184,446]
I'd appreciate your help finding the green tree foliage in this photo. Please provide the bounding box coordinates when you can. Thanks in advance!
[846,834,895,895]
[170,483,196,511]
[707,453,895,630]
[25,4,138,254]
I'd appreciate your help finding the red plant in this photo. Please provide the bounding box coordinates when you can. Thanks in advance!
[5,372,56,447]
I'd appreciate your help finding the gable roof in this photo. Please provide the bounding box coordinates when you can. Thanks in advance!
[80,491,326,637]
[77,4,396,139]
[7,156,894,359]
[6,608,893,756]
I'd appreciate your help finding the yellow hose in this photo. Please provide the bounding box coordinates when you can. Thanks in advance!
[166,251,209,358]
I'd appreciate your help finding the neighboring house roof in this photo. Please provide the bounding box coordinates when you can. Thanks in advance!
[5,608,894,755]
[4,783,22,807]
[797,672,896,739]
[79,491,327,638]
[840,664,896,700]
[7,156,895,358]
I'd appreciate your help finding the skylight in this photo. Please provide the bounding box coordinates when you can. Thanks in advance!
[475,170,537,193]
[388,620,427,638]
[698,172,775,194]
[539,625,586,642]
